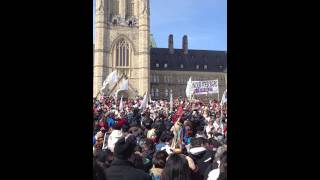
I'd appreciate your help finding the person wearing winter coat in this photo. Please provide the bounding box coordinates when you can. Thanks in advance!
[107,124,123,152]
[105,135,152,180]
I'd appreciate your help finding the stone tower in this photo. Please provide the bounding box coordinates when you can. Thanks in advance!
[94,0,150,97]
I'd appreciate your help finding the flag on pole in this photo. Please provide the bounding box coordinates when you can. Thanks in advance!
[139,93,148,110]
[185,77,192,99]
[220,89,227,106]
[101,71,118,91]
[172,105,183,123]
[170,91,173,113]
[119,96,124,112]
[220,89,227,135]
[115,79,129,97]
[149,93,152,103]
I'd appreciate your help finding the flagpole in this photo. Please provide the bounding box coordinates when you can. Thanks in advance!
[217,79,220,101]
[220,105,223,136]
[220,89,227,136]
[94,91,101,102]
[170,90,173,113]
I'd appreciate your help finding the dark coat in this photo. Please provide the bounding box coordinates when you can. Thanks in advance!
[105,159,152,180]
[189,149,215,180]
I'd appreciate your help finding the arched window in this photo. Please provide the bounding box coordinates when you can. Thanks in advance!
[151,88,155,97]
[113,38,132,76]
[126,0,134,17]
[114,39,131,67]
[156,89,159,97]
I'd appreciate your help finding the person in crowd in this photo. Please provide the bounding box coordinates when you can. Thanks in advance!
[96,149,114,168]
[149,150,168,180]
[105,135,152,180]
[205,118,214,138]
[93,158,107,180]
[161,153,192,180]
[188,137,215,180]
[170,119,184,154]
[207,151,227,180]
[93,131,105,157]
[107,123,123,152]
[129,151,145,170]
[217,152,227,180]
[93,95,227,180]
[156,130,173,152]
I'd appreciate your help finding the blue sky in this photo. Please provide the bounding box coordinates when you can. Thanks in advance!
[93,0,227,51]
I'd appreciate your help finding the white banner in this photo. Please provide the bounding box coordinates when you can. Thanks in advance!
[185,77,192,98]
[115,79,129,97]
[189,80,219,95]
[101,71,118,91]
[220,89,227,106]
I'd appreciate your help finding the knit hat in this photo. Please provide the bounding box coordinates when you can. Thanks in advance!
[114,135,137,160]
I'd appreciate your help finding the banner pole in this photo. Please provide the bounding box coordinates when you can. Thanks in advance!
[94,90,101,103]
[218,79,220,101]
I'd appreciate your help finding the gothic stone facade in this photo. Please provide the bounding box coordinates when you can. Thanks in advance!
[94,0,150,97]
[94,0,227,99]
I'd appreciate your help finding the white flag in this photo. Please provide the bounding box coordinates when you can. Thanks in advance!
[220,89,227,106]
[139,93,148,110]
[119,96,124,112]
[185,77,192,98]
[101,71,118,91]
[115,79,129,97]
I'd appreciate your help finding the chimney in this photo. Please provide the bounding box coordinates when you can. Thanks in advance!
[183,35,188,54]
[168,34,174,54]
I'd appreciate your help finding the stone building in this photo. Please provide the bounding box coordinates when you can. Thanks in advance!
[93,0,227,99]
[150,34,227,100]
[94,0,150,97]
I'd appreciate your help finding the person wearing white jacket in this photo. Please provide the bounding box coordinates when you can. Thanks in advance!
[107,124,123,152]
[207,162,220,180]
[207,151,227,180]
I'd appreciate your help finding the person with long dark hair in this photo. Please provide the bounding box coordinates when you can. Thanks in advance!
[161,154,191,180]
[149,150,168,180]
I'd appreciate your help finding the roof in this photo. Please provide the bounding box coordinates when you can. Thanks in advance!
[150,48,227,72]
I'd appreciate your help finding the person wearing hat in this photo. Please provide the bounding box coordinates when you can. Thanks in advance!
[105,135,152,180]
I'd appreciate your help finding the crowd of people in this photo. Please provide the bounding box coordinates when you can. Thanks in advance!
[93,95,227,180]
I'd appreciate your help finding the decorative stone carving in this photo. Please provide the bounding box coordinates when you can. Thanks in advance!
[110,15,121,25]
[126,16,138,27]
[97,0,104,12]
[141,0,148,15]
